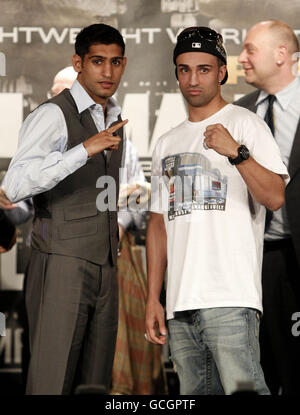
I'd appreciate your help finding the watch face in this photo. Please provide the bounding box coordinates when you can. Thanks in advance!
[228,145,249,165]
[240,145,250,159]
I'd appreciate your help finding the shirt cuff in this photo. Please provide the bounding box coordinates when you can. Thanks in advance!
[63,143,88,173]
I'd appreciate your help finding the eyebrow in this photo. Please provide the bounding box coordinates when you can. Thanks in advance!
[88,55,124,60]
[243,43,256,49]
[178,64,213,68]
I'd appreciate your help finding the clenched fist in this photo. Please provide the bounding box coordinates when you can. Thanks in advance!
[203,123,239,158]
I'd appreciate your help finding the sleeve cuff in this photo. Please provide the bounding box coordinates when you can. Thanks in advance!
[63,143,88,173]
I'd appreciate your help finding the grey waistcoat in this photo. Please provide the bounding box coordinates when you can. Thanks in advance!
[31,88,123,266]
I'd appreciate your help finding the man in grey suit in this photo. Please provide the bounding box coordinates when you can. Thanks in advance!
[2,24,128,394]
[235,20,300,395]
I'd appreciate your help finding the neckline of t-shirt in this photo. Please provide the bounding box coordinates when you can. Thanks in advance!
[185,103,232,126]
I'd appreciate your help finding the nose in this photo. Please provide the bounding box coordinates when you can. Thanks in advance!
[102,61,113,78]
[189,69,199,86]
[238,49,247,64]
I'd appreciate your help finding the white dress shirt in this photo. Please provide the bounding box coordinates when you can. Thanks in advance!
[3,80,121,203]
[3,79,146,231]
[256,76,300,240]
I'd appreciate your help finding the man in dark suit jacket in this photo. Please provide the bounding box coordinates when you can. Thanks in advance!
[235,19,300,395]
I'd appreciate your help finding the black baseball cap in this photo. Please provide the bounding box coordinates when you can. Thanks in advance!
[173,26,228,85]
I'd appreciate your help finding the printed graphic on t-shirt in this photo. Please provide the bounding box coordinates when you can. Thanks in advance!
[162,152,228,221]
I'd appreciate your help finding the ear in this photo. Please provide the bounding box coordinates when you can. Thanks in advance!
[72,54,83,74]
[175,66,178,80]
[276,44,288,64]
[121,56,127,75]
[218,65,227,84]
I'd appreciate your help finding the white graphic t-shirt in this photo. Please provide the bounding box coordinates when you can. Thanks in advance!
[150,104,289,320]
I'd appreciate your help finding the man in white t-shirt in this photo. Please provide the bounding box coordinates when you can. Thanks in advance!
[145,26,289,395]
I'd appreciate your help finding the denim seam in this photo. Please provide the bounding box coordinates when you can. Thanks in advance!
[245,310,258,384]
[245,311,251,349]
[206,348,211,395]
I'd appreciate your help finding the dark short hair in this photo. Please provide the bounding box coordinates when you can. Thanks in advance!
[217,58,225,68]
[75,24,125,59]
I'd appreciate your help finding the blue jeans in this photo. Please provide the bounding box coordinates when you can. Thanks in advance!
[168,308,270,395]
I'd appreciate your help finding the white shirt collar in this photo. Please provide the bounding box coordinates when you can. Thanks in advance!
[69,79,121,118]
[256,77,300,110]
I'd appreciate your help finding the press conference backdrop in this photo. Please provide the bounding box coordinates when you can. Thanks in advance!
[0,0,299,390]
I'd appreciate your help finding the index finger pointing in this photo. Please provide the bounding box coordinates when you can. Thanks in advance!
[107,119,128,134]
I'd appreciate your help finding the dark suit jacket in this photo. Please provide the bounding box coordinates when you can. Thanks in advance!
[0,209,15,250]
[234,91,300,266]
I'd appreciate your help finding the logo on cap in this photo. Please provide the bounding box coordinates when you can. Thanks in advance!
[192,42,201,48]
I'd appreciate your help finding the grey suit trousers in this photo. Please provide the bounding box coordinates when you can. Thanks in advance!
[25,248,118,395]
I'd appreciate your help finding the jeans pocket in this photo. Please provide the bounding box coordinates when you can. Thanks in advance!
[244,309,260,346]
